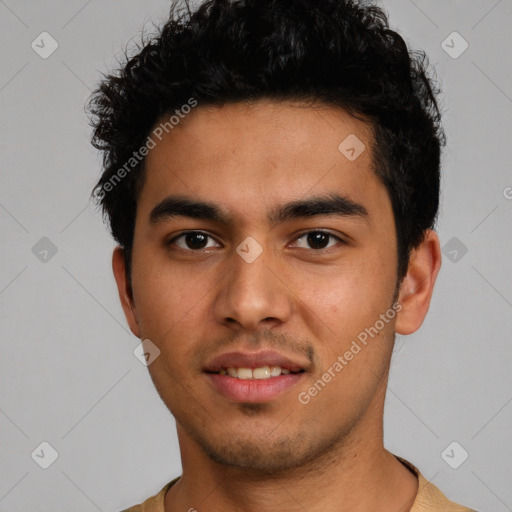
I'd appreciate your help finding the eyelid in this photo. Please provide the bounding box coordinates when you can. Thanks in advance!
[291,229,344,242]
[289,229,347,250]
[167,230,222,249]
[166,229,348,252]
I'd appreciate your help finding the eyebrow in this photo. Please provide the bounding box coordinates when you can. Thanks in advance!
[150,196,228,224]
[149,193,369,226]
[268,193,368,225]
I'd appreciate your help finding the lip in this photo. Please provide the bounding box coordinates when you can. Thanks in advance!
[203,349,309,403]
[206,372,306,403]
[203,350,309,373]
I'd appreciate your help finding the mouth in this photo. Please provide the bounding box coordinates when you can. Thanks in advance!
[206,365,304,379]
[203,350,308,403]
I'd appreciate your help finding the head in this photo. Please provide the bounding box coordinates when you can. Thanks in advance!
[89,0,443,474]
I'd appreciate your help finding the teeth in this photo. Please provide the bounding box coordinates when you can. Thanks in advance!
[270,366,281,377]
[237,368,253,380]
[223,366,294,379]
[253,366,270,379]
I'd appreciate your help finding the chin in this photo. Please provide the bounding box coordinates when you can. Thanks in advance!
[201,437,311,473]
[187,420,345,475]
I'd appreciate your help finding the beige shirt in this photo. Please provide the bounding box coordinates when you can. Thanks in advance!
[121,456,478,512]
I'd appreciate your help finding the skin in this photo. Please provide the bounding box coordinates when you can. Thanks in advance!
[112,100,441,511]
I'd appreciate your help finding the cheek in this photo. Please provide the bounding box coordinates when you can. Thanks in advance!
[131,255,211,343]
[291,254,396,333]
[130,264,226,392]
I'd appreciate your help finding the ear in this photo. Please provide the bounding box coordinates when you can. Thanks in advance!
[112,246,141,338]
[395,230,442,335]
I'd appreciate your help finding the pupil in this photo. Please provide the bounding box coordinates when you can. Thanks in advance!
[186,232,207,249]
[307,232,329,249]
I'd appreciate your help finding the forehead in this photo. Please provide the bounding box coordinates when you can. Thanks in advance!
[139,100,388,222]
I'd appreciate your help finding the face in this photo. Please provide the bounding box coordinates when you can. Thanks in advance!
[113,100,439,474]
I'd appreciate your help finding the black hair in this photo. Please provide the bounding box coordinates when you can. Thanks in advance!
[88,0,444,282]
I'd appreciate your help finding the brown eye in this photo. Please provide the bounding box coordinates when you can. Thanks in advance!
[171,231,220,250]
[306,232,330,249]
[292,231,341,250]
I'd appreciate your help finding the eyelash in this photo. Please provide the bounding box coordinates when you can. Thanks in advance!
[167,230,345,253]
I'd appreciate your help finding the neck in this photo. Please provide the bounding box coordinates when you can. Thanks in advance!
[165,414,417,512]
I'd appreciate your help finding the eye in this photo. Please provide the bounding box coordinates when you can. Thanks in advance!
[169,231,221,250]
[291,231,342,250]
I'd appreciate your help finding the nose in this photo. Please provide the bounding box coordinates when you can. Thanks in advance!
[213,248,294,331]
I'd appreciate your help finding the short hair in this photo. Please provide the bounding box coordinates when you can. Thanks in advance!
[89,0,444,282]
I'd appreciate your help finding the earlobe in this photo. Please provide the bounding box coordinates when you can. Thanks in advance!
[395,230,442,335]
[112,246,141,338]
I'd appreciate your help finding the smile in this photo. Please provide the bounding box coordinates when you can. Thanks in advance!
[206,368,306,403]
[215,366,303,379]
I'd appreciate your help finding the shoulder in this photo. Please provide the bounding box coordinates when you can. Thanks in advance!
[414,471,479,512]
[396,456,480,512]
[119,478,179,512]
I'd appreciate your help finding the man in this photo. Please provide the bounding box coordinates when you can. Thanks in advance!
[89,0,479,510]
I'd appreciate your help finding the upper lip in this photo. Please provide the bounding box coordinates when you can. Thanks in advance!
[203,350,309,373]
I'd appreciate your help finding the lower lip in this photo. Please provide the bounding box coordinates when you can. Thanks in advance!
[206,373,305,403]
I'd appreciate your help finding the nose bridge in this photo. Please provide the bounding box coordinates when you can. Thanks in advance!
[232,251,273,298]
[214,244,293,329]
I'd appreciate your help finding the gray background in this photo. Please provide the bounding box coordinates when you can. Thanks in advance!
[1,1,511,511]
